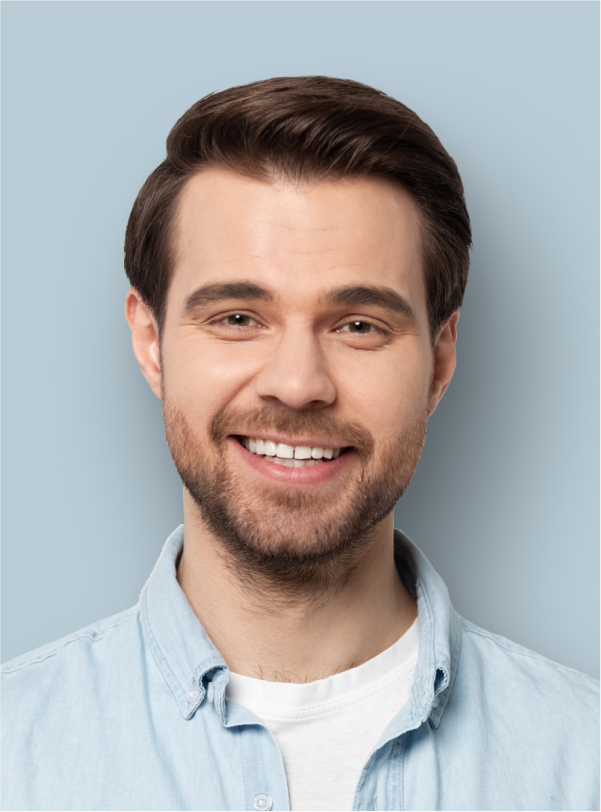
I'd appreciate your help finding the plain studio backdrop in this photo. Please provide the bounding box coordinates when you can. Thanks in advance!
[2,2,599,678]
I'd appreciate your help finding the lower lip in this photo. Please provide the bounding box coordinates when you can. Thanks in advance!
[230,437,354,485]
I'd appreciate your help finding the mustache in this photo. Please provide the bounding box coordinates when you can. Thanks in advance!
[210,404,375,460]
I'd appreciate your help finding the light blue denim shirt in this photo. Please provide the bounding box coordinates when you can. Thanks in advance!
[2,526,599,811]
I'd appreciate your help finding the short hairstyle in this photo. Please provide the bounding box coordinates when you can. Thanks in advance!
[124,76,471,340]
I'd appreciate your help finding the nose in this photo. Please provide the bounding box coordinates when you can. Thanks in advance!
[253,328,337,410]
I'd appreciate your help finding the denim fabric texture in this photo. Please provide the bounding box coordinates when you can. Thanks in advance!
[2,526,599,811]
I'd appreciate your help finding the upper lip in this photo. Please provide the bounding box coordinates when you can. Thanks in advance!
[233,433,348,449]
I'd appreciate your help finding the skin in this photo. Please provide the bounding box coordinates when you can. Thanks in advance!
[125,167,458,682]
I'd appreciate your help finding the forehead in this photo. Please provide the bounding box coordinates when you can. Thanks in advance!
[170,167,426,316]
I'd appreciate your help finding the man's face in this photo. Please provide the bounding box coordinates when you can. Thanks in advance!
[136,168,454,581]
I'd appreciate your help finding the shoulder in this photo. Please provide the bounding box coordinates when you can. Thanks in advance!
[458,617,599,717]
[2,605,141,693]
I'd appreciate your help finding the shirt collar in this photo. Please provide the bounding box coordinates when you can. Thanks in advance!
[140,525,227,720]
[392,528,462,731]
[140,525,462,728]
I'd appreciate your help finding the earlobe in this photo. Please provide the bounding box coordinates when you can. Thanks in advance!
[124,288,163,400]
[428,311,459,415]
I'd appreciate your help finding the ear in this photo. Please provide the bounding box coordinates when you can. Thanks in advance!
[428,311,459,416]
[124,288,162,400]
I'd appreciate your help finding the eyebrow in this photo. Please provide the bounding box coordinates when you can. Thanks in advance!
[182,282,275,314]
[325,286,417,324]
[181,281,417,324]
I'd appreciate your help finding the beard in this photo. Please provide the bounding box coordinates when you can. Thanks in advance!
[163,398,428,595]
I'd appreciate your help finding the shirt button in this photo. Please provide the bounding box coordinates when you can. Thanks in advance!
[185,688,200,703]
[252,793,272,811]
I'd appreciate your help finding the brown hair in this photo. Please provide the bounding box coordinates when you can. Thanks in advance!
[124,76,471,339]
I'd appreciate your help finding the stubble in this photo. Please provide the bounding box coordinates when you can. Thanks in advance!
[163,397,428,596]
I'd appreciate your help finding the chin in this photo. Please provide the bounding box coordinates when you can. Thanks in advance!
[166,398,428,588]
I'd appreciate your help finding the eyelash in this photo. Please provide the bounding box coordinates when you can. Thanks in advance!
[218,314,260,328]
[336,321,385,336]
[211,313,388,337]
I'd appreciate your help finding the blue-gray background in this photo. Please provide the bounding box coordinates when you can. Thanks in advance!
[2,1,599,678]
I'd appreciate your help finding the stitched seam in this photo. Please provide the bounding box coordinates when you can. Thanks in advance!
[353,748,373,809]
[462,623,598,681]
[239,726,250,808]
[413,572,435,716]
[141,592,225,719]
[385,746,391,812]
[1,615,132,675]
[140,592,185,698]
[430,612,462,727]
[399,735,406,812]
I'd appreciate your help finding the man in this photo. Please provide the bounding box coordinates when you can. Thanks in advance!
[2,77,598,812]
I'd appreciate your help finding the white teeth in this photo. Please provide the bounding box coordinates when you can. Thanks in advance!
[243,438,342,466]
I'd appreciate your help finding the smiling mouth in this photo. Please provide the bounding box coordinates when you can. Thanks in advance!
[235,436,350,468]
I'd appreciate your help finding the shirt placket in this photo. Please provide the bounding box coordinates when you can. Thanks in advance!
[352,738,404,811]
[237,722,291,812]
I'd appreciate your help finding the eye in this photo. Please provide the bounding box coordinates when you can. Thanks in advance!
[226,314,255,327]
[337,320,378,334]
[204,311,265,340]
[333,318,391,349]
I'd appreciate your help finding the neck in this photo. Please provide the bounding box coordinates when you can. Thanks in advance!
[176,491,417,683]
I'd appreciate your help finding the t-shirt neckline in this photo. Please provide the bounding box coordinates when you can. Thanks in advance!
[225,616,420,719]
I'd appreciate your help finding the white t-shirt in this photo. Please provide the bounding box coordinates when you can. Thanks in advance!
[225,618,420,811]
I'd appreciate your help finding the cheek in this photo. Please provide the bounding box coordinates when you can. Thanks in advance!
[335,347,432,431]
[162,339,261,416]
